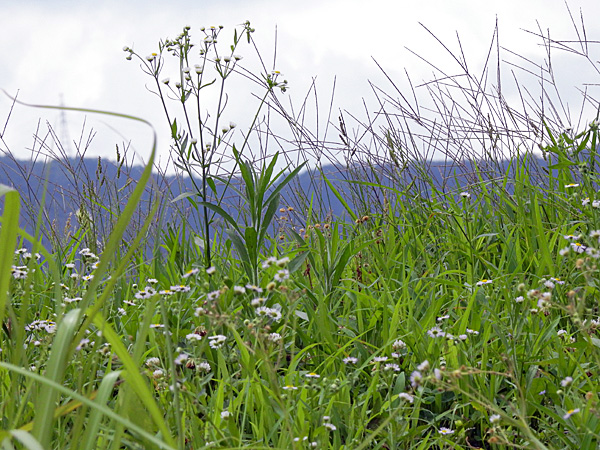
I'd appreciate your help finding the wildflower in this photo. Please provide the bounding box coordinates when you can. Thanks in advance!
[544,280,555,289]
[565,183,580,188]
[439,427,455,435]
[398,392,414,403]
[220,410,230,419]
[261,257,277,269]
[537,297,552,311]
[171,285,191,293]
[417,360,430,371]
[437,315,450,322]
[561,376,573,387]
[460,192,471,198]
[587,247,600,258]
[324,422,337,431]
[152,369,164,378]
[570,242,587,253]
[147,278,158,284]
[392,339,406,350]
[197,361,211,372]
[255,306,282,322]
[266,333,282,343]
[276,257,290,267]
[194,307,206,317]
[427,327,446,338]
[582,198,591,206]
[206,290,220,301]
[65,263,76,270]
[245,284,263,293]
[274,269,290,282]
[384,363,401,372]
[76,338,91,351]
[186,333,202,342]
[410,370,423,387]
[174,353,188,365]
[208,335,227,349]
[233,285,246,295]
[146,357,160,367]
[305,372,320,378]
[373,356,388,362]
[559,247,571,256]
[564,234,581,241]
[251,297,266,307]
[593,200,600,208]
[161,78,170,84]
[283,385,298,390]
[476,279,492,286]
[563,408,580,419]
[183,268,200,278]
[343,356,358,364]
[117,308,127,316]
[150,324,165,329]
[64,296,82,304]
[206,266,216,275]
[490,414,501,424]
[11,267,28,279]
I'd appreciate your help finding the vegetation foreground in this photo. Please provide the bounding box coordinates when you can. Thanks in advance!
[2,21,600,450]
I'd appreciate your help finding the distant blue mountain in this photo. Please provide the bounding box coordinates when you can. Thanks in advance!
[0,153,553,253]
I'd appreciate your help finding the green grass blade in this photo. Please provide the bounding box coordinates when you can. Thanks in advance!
[0,187,20,328]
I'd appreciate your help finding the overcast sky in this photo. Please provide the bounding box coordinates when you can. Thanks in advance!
[1,0,599,173]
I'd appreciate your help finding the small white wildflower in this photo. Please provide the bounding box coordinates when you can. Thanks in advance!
[439,427,454,435]
[417,360,430,372]
[198,361,211,372]
[561,376,573,387]
[476,279,492,286]
[208,335,227,349]
[515,296,524,303]
[398,392,414,403]
[266,332,282,343]
[220,410,231,419]
[427,327,446,338]
[563,408,580,419]
[559,247,571,256]
[410,370,423,387]
[384,363,401,372]
[186,333,203,342]
[146,357,160,367]
[342,356,358,364]
[174,353,188,365]
[183,268,200,278]
[274,269,290,282]
[490,414,501,424]
[233,285,246,295]
[392,339,406,350]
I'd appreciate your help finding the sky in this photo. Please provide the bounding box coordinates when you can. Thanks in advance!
[1,0,599,174]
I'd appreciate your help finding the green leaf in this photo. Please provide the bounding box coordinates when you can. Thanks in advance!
[32,309,81,447]
[322,172,357,222]
[197,200,242,235]
[0,187,19,327]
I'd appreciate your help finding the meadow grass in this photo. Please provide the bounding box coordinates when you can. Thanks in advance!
[2,19,600,450]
